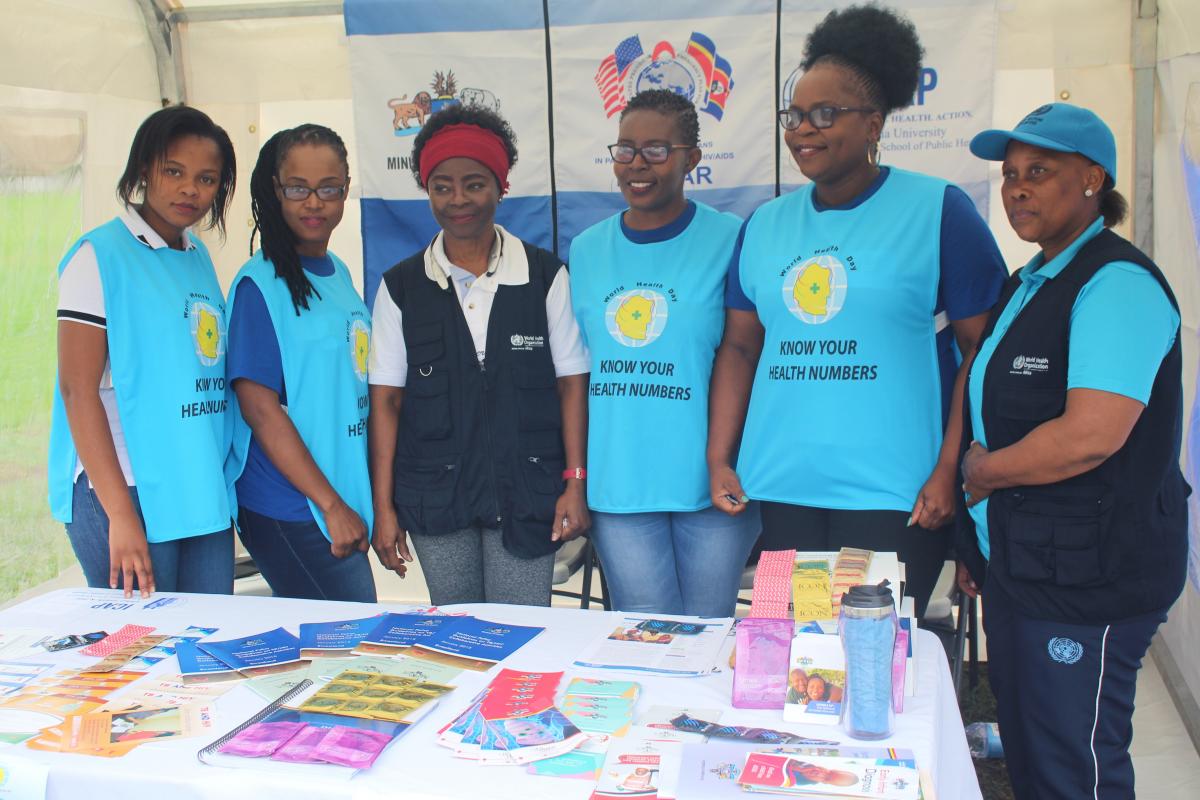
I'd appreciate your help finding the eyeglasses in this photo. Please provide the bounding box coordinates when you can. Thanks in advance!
[278,184,348,201]
[607,143,692,164]
[777,106,877,131]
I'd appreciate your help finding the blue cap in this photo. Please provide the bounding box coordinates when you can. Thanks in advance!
[970,103,1117,182]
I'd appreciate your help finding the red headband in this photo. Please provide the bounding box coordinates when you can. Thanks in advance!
[418,123,511,195]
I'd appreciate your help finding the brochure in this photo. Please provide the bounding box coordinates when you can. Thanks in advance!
[354,613,461,656]
[678,744,916,800]
[197,627,306,676]
[299,616,382,658]
[175,640,240,683]
[783,632,846,726]
[590,735,683,799]
[573,616,732,676]
[408,616,544,670]
[739,750,920,799]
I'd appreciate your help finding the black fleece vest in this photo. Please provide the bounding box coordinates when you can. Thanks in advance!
[956,228,1188,623]
[380,240,566,559]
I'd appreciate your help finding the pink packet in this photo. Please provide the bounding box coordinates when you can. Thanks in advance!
[892,627,909,713]
[733,618,794,709]
[270,724,332,763]
[219,721,307,758]
[314,725,394,769]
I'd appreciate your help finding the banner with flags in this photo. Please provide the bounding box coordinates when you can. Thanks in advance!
[346,0,996,301]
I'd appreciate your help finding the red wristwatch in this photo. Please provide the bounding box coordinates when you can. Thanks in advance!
[562,467,587,480]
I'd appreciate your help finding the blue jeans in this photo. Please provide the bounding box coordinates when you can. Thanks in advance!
[65,473,234,594]
[237,507,377,603]
[590,503,761,617]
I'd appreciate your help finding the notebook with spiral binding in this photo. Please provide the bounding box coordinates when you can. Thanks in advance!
[196,678,427,777]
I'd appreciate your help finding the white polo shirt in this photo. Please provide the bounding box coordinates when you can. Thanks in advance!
[57,208,195,486]
[369,225,589,387]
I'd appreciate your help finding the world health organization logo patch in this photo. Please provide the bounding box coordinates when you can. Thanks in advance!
[1047,636,1084,665]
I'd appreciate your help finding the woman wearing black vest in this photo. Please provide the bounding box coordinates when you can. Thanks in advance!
[958,103,1188,799]
[367,105,591,606]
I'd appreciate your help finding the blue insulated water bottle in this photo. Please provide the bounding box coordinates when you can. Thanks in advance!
[839,582,898,740]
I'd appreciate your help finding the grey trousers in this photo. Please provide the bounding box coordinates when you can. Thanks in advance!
[409,526,554,606]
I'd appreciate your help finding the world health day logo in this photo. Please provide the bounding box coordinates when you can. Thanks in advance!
[605,289,668,347]
[782,255,848,324]
[595,32,734,120]
[349,319,370,382]
[189,300,225,366]
[387,70,501,137]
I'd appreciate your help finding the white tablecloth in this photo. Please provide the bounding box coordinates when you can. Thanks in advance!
[0,589,981,800]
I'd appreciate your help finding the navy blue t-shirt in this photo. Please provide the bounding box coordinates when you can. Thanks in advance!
[227,254,336,522]
[724,168,1007,424]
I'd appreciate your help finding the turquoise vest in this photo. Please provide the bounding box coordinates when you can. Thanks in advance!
[224,251,374,541]
[48,217,233,542]
[570,202,740,512]
[736,169,946,511]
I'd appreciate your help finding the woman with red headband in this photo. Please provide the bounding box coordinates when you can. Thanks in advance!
[367,106,591,606]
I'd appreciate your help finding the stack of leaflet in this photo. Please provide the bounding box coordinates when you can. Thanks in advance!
[176,627,305,682]
[673,743,919,799]
[438,669,587,765]
[353,613,544,671]
[738,746,920,799]
[573,616,732,677]
[528,678,640,778]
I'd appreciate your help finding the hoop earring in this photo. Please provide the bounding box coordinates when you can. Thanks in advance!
[1084,188,1095,197]
[867,141,881,167]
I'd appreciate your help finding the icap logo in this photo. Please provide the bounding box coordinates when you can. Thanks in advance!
[1048,636,1084,664]
[595,32,733,120]
[388,69,501,137]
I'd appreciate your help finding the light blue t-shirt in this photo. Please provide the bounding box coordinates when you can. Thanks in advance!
[734,168,947,512]
[967,216,1180,558]
[569,201,740,512]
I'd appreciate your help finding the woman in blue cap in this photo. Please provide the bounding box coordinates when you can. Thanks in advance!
[959,102,1188,799]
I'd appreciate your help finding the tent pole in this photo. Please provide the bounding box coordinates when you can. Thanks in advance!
[168,2,343,24]
[1132,0,1157,256]
[134,0,186,106]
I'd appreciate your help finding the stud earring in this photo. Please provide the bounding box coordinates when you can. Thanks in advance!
[1084,188,1094,197]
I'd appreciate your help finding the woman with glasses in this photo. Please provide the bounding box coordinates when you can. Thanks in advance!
[368,105,590,606]
[568,89,760,616]
[225,124,377,602]
[708,4,1006,616]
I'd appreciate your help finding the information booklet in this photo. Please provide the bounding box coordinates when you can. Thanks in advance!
[196,627,305,677]
[354,614,460,657]
[677,744,916,800]
[407,617,544,670]
[175,640,240,683]
[739,749,920,799]
[573,616,732,677]
[590,734,683,799]
[298,617,382,658]
[782,633,845,726]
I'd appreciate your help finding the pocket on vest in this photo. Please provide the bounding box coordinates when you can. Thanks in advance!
[394,457,460,534]
[513,367,561,432]
[1002,487,1114,587]
[516,454,564,524]
[404,372,452,440]
[996,387,1065,422]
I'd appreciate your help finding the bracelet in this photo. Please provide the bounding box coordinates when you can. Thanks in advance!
[562,467,586,480]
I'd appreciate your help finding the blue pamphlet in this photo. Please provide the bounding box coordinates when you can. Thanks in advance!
[299,616,381,655]
[175,639,238,680]
[413,617,544,665]
[197,627,303,673]
[359,614,460,649]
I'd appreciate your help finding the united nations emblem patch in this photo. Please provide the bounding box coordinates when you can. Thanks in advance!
[1047,637,1084,665]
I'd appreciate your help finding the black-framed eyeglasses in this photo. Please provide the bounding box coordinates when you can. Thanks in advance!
[278,184,349,201]
[777,106,877,131]
[607,143,693,164]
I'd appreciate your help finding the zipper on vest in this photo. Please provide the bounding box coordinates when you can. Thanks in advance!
[478,358,503,529]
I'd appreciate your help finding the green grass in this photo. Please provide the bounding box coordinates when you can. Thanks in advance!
[0,186,82,601]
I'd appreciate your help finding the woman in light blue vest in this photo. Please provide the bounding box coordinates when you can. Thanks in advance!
[707,5,1007,616]
[570,90,760,617]
[225,125,377,603]
[51,106,238,598]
